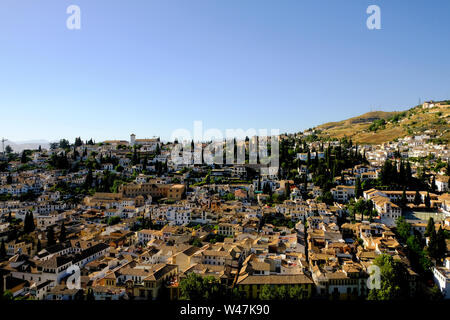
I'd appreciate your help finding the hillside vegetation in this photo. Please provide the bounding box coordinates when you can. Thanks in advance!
[314,101,450,144]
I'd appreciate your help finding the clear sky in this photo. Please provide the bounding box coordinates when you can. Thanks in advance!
[1,0,449,143]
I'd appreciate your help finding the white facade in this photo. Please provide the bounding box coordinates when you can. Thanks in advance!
[432,258,450,299]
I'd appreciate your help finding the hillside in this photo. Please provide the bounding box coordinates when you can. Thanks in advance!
[314,101,450,144]
[5,140,51,153]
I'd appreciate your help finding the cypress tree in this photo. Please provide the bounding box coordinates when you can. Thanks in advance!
[20,151,28,164]
[424,192,431,209]
[392,161,399,185]
[47,227,56,247]
[436,226,446,262]
[400,189,407,208]
[132,148,138,165]
[326,147,331,169]
[355,177,363,198]
[0,239,6,260]
[29,212,35,232]
[425,217,435,237]
[399,161,405,187]
[380,160,391,185]
[428,227,438,259]
[24,212,30,233]
[24,212,35,233]
[406,161,412,184]
[59,223,67,243]
[413,190,421,206]
[86,288,95,301]
[84,168,93,189]
[431,176,436,192]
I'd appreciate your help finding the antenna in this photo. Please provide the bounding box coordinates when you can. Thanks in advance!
[1,138,8,154]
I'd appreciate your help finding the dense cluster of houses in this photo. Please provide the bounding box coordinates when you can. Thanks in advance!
[0,131,449,300]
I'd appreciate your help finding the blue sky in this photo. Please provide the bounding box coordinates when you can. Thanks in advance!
[1,0,449,143]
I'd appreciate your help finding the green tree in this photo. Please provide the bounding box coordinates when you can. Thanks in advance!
[275,285,288,299]
[424,192,431,209]
[395,216,411,242]
[259,284,276,300]
[413,190,421,206]
[231,288,245,300]
[400,188,407,208]
[355,177,363,198]
[427,227,438,260]
[425,217,435,237]
[429,284,444,301]
[20,150,28,164]
[74,137,83,147]
[0,239,6,260]
[405,235,431,276]
[84,168,93,189]
[319,191,334,206]
[132,148,138,165]
[107,216,121,226]
[59,223,67,243]
[288,285,306,300]
[367,254,409,300]
[23,211,35,233]
[191,238,203,247]
[436,226,447,262]
[86,288,95,301]
[262,182,272,195]
[46,227,56,247]
[179,273,226,301]
[1,290,13,300]
[59,139,70,149]
[431,176,437,192]
[405,161,412,184]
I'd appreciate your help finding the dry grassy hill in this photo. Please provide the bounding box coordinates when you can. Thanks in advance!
[314,101,450,144]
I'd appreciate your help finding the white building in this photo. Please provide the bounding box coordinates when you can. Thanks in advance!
[330,186,355,202]
[436,175,449,192]
[432,257,450,299]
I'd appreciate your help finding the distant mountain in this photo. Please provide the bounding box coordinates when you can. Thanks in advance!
[4,140,50,153]
[313,100,450,144]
